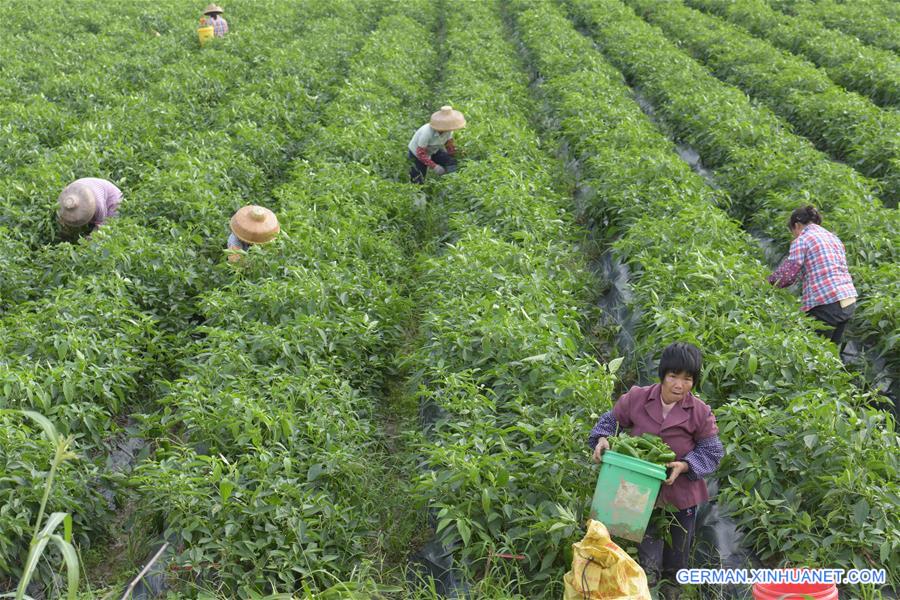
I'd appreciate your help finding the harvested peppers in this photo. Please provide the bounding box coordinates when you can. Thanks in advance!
[611,432,676,464]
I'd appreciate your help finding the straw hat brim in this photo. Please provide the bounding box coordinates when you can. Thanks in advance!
[57,183,96,227]
[430,108,466,131]
[203,4,224,14]
[230,206,280,244]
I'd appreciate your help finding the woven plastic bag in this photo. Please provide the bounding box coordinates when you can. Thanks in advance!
[562,520,651,599]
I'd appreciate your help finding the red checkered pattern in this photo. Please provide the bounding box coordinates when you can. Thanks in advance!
[769,223,856,311]
[210,16,228,37]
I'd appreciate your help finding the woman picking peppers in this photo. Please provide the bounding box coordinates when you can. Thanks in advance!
[587,342,725,600]
[767,205,857,346]
[407,106,465,184]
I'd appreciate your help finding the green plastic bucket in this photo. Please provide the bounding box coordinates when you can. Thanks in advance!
[589,450,667,542]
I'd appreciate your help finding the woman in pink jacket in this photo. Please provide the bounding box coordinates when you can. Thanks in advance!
[588,342,724,600]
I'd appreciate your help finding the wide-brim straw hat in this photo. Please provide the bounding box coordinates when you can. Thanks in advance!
[231,205,279,244]
[57,182,96,227]
[430,105,466,131]
[203,3,224,15]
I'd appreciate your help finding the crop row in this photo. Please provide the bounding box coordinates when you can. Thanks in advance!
[0,0,312,191]
[623,0,900,207]
[767,0,900,54]
[515,0,898,580]
[2,0,374,249]
[398,0,619,592]
[0,0,193,139]
[0,0,390,589]
[129,2,438,594]
[685,0,899,108]
[565,0,900,394]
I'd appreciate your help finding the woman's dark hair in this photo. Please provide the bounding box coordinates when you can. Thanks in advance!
[658,342,703,384]
[788,205,822,230]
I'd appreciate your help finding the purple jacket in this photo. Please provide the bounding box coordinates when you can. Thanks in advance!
[611,384,719,510]
[73,177,122,227]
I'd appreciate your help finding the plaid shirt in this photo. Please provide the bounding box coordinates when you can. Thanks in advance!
[209,16,228,37]
[768,223,856,311]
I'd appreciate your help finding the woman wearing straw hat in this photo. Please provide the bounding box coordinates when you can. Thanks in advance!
[201,4,228,37]
[57,178,122,234]
[407,106,466,184]
[227,205,279,262]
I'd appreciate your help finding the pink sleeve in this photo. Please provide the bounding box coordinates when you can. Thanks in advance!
[612,387,636,428]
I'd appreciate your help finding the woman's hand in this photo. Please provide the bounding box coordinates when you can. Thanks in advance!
[664,461,689,485]
[592,438,610,464]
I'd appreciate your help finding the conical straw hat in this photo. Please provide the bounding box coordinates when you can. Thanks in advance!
[230,205,279,244]
[430,106,466,131]
[57,182,96,227]
[203,3,224,15]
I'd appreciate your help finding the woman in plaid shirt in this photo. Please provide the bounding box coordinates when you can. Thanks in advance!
[202,4,228,37]
[767,205,857,344]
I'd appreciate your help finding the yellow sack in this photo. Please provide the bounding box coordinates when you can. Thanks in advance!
[562,520,651,600]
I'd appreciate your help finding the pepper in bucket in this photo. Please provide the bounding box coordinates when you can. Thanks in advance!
[57,178,123,237]
[588,342,725,600]
[407,106,466,184]
[227,205,279,263]
[200,3,228,38]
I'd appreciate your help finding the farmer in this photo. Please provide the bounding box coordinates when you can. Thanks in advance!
[767,205,857,345]
[57,178,122,233]
[588,342,724,600]
[227,205,279,262]
[407,105,465,184]
[201,4,228,37]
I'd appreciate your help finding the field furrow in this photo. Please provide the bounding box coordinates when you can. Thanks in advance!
[400,0,617,595]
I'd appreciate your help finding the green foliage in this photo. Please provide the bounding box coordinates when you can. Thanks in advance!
[718,396,899,570]
[128,0,440,595]
[686,0,900,108]
[623,0,900,205]
[0,411,96,598]
[3,0,897,597]
[768,0,900,54]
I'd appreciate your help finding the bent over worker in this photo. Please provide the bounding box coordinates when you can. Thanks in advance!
[57,178,122,233]
[767,205,857,345]
[588,342,724,600]
[407,106,466,184]
[202,4,228,37]
[227,205,279,262]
